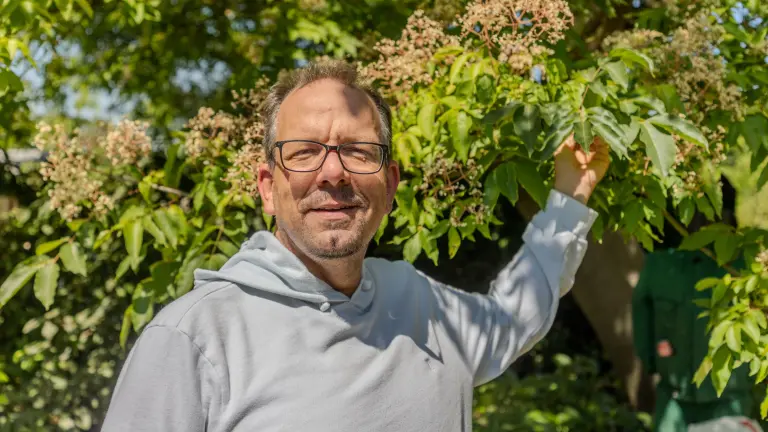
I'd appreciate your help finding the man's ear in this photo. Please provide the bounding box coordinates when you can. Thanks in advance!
[257,162,276,216]
[385,159,400,213]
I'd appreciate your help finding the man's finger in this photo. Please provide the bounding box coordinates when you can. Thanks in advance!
[554,134,577,156]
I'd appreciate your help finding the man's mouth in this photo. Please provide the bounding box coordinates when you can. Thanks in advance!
[307,203,362,219]
[313,203,359,211]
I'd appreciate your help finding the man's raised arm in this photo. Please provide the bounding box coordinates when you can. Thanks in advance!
[427,136,608,386]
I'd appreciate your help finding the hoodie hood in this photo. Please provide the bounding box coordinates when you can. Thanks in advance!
[194,231,370,307]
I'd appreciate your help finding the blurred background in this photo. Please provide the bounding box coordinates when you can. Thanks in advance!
[1,0,768,430]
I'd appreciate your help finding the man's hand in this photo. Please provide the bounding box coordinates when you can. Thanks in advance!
[553,135,610,205]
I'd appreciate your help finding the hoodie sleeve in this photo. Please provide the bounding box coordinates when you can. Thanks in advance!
[101,325,219,432]
[429,190,597,386]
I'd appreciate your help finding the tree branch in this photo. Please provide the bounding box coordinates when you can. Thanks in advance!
[662,208,740,276]
[149,183,189,197]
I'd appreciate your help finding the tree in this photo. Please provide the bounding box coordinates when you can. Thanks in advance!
[3,0,768,429]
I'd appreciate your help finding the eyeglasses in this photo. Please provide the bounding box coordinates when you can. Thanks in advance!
[275,140,389,174]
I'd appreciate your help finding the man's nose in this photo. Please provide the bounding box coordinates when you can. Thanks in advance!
[316,148,349,186]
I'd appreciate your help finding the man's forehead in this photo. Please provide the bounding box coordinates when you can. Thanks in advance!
[276,79,381,139]
[279,79,376,117]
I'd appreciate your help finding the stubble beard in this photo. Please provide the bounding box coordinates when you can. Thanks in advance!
[303,220,368,259]
[277,215,369,260]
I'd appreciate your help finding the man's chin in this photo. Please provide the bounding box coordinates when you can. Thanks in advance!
[306,230,365,259]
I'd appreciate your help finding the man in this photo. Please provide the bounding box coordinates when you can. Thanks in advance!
[101,61,609,431]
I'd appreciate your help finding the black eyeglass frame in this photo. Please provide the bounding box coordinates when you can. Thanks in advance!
[274,140,391,174]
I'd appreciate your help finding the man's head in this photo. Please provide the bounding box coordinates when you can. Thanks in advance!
[257,61,400,260]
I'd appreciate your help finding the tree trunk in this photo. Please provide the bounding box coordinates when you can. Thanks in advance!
[516,191,656,411]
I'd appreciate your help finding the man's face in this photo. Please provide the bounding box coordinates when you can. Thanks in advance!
[257,79,399,260]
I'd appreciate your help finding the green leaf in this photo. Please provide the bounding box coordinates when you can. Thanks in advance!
[761,388,768,419]
[119,306,133,349]
[573,118,594,153]
[483,102,521,126]
[649,115,708,149]
[375,214,388,244]
[516,160,548,208]
[217,240,239,257]
[143,215,167,247]
[119,206,146,224]
[589,108,628,159]
[476,223,491,240]
[59,242,87,276]
[712,281,728,305]
[163,144,183,188]
[695,277,720,291]
[692,298,711,308]
[74,0,93,17]
[696,195,716,221]
[449,53,472,84]
[138,181,152,203]
[540,116,574,161]
[745,275,759,294]
[194,182,206,212]
[631,96,667,114]
[35,237,69,256]
[711,344,732,396]
[513,105,541,156]
[678,198,695,226]
[428,220,451,240]
[131,286,154,332]
[448,110,472,161]
[476,75,494,104]
[639,121,676,177]
[610,47,655,75]
[622,201,644,230]
[742,317,761,343]
[419,230,439,265]
[710,320,731,349]
[759,361,768,384]
[448,227,461,259]
[417,103,438,141]
[679,224,731,251]
[153,209,179,249]
[0,69,23,96]
[403,235,422,263]
[753,308,768,329]
[619,100,638,114]
[725,325,742,352]
[758,164,768,191]
[115,256,131,283]
[483,170,501,208]
[740,115,768,153]
[490,162,518,205]
[0,257,48,309]
[175,255,205,298]
[123,220,144,271]
[33,261,59,310]
[714,235,739,265]
[93,229,113,250]
[604,61,629,90]
[693,356,713,387]
[588,80,608,99]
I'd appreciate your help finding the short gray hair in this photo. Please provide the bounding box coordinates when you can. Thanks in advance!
[261,60,392,164]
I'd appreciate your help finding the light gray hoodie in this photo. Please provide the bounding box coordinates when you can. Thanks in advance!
[101,190,597,432]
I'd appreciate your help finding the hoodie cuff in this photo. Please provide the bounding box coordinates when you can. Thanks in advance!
[529,190,598,238]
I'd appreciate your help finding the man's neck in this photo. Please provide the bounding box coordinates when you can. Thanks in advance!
[275,229,364,297]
